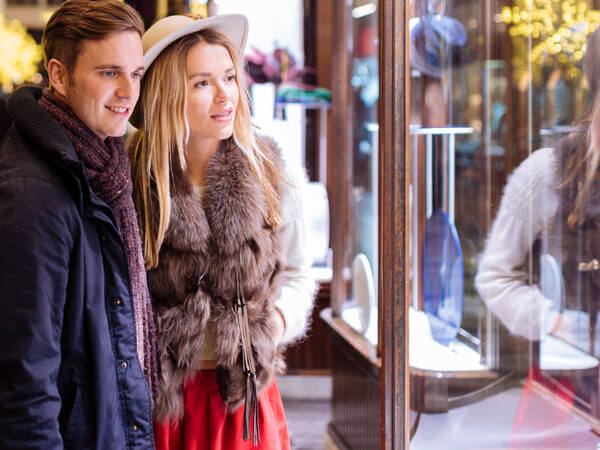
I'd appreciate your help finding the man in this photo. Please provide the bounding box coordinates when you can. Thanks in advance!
[0,1,157,448]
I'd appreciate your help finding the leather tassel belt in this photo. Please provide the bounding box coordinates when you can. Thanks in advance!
[235,271,260,446]
[193,359,217,370]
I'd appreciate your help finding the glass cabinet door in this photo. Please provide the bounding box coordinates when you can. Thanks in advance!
[339,0,379,345]
[408,0,600,447]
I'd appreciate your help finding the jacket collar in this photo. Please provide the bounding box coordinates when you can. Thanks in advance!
[7,86,117,221]
[7,86,80,165]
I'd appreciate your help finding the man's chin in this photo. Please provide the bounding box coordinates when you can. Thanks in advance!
[104,124,129,139]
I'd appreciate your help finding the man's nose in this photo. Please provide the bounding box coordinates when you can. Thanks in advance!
[116,75,135,100]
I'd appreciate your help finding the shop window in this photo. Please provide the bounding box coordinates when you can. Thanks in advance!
[408,0,600,447]
[337,0,380,348]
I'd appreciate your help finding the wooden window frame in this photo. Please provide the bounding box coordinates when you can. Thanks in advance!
[328,0,409,448]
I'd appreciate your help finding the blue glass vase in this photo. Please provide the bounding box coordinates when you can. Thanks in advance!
[422,209,464,346]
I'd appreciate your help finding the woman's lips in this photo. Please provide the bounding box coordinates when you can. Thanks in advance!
[211,108,233,122]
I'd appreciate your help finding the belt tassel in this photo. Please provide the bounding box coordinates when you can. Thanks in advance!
[235,271,260,446]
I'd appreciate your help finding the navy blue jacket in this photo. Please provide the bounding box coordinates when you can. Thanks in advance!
[0,87,154,449]
[0,91,11,146]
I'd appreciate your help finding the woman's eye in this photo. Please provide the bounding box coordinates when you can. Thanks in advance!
[226,74,236,82]
[194,80,209,88]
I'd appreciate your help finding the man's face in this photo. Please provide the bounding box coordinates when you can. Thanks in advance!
[61,31,143,140]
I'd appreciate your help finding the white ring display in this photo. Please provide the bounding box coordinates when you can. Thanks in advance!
[352,253,375,334]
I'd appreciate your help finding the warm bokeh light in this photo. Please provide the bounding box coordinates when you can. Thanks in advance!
[502,0,600,84]
[190,0,208,18]
[0,14,43,93]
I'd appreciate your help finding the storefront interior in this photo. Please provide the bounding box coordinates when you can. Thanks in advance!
[4,0,600,448]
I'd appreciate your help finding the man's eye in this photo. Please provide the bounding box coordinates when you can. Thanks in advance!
[103,71,117,77]
[132,72,143,80]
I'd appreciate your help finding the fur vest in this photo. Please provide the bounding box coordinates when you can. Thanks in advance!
[150,136,287,422]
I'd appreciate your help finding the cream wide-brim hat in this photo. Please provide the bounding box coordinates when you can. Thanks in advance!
[130,14,249,128]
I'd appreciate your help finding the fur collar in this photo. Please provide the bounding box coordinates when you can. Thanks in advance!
[165,137,269,255]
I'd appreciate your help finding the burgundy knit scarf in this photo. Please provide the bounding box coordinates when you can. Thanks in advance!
[39,89,158,400]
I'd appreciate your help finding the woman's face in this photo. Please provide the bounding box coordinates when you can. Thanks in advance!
[185,41,239,144]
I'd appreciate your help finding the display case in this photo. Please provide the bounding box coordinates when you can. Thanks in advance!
[324,0,600,449]
[406,0,600,447]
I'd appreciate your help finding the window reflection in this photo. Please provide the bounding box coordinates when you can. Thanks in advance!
[409,0,600,447]
[341,0,379,345]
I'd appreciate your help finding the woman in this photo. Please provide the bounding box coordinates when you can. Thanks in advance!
[476,29,600,349]
[129,14,316,450]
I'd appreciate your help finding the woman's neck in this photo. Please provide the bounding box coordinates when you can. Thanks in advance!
[185,137,221,186]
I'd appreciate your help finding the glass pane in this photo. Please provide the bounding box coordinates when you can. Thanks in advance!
[408,0,600,447]
[339,0,379,346]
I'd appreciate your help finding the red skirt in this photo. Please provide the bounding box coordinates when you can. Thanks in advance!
[153,370,291,450]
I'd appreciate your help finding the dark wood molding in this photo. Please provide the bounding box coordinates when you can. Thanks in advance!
[317,0,334,190]
[320,308,379,368]
[322,309,381,449]
[327,423,351,450]
[284,285,333,372]
[378,0,409,448]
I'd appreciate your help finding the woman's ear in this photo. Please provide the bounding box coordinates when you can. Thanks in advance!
[47,58,69,97]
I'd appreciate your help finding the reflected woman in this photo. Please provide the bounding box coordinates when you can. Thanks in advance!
[476,29,600,352]
[129,14,316,450]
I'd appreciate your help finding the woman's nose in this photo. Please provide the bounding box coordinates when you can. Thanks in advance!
[214,83,230,102]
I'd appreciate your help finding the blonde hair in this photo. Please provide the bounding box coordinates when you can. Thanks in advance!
[131,29,282,269]
[561,29,600,228]
[561,92,600,228]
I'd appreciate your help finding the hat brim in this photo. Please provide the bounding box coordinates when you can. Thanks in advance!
[130,14,248,128]
[143,14,248,70]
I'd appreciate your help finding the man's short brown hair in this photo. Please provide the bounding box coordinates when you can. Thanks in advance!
[42,0,144,72]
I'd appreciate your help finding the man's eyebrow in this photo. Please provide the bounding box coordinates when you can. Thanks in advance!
[93,65,144,72]
[94,65,123,70]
